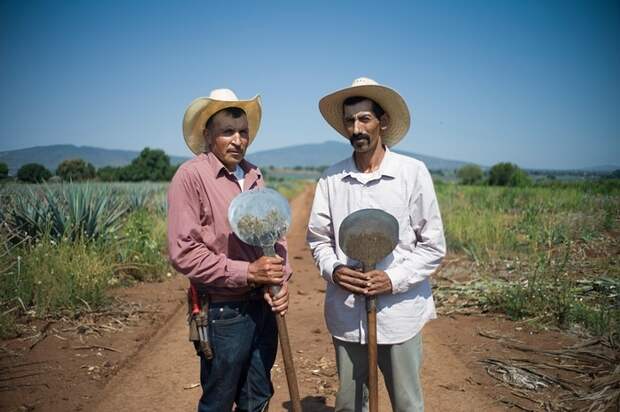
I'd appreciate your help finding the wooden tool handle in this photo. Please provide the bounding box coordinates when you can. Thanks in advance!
[367,299,378,412]
[261,246,301,412]
[275,313,301,412]
[364,262,379,412]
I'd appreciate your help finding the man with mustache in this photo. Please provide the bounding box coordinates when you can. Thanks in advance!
[307,78,446,411]
[168,88,291,412]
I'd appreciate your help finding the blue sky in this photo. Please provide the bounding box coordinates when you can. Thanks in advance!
[1,0,618,169]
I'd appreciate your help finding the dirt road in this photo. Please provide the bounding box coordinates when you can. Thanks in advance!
[87,185,502,412]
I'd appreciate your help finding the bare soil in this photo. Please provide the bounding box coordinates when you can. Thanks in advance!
[0,185,582,411]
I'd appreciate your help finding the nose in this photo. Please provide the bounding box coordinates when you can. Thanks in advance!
[230,132,242,146]
[353,119,363,135]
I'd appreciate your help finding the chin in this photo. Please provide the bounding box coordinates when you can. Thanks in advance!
[227,153,243,162]
[353,144,371,153]
[223,158,240,168]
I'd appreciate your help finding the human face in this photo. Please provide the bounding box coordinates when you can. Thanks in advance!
[343,99,385,153]
[204,110,249,171]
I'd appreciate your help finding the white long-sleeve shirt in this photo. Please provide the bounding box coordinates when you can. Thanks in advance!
[306,148,446,344]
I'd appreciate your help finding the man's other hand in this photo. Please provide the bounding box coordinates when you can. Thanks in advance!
[263,283,289,315]
[248,256,284,286]
[365,270,392,296]
[333,265,369,294]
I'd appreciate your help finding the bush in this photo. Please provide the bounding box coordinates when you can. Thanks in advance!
[488,162,531,187]
[457,164,483,185]
[97,166,122,182]
[56,158,96,181]
[119,147,175,181]
[0,162,8,179]
[114,210,169,282]
[17,163,52,183]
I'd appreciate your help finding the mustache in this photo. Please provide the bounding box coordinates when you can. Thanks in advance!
[350,133,371,144]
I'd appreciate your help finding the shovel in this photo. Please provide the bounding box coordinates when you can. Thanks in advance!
[228,188,302,412]
[338,208,399,412]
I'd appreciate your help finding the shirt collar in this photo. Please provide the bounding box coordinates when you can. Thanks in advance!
[342,147,398,183]
[201,152,261,180]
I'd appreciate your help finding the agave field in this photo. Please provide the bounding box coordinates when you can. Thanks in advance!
[0,182,171,337]
[0,179,308,338]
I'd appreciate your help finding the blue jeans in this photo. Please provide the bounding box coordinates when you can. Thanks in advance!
[197,299,278,412]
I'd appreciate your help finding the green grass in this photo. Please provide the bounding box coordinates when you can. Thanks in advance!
[437,183,620,338]
[437,184,618,257]
[0,236,114,317]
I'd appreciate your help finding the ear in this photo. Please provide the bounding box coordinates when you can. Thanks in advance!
[203,127,211,149]
[379,112,390,131]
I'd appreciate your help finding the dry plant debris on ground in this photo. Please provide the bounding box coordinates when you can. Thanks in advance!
[480,336,619,412]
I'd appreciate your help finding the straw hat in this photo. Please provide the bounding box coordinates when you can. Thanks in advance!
[319,77,410,147]
[182,88,262,154]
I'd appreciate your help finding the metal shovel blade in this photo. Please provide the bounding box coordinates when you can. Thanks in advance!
[338,208,399,268]
[228,188,291,249]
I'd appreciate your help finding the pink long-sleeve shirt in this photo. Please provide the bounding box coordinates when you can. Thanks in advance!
[167,152,291,299]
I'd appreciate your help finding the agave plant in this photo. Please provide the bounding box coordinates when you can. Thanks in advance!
[5,187,51,240]
[153,191,168,216]
[50,184,128,241]
[4,183,128,242]
[126,187,152,212]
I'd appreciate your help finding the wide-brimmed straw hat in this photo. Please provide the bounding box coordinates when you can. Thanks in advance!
[182,88,261,155]
[319,77,410,147]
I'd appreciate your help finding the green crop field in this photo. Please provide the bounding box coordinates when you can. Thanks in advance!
[0,182,170,337]
[436,181,619,337]
[0,179,308,338]
[1,178,617,339]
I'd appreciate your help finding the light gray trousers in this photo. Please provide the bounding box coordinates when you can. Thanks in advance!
[332,333,424,412]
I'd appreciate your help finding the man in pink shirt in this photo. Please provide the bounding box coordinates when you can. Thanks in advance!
[168,88,291,412]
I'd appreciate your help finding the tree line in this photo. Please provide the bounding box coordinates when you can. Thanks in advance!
[456,163,531,186]
[455,163,620,187]
[0,148,179,183]
[1,151,617,186]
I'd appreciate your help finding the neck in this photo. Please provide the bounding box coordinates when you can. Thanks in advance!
[354,144,386,173]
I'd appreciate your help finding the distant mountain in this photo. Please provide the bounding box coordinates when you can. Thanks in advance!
[1,143,616,176]
[0,145,189,175]
[247,141,469,171]
[0,142,470,175]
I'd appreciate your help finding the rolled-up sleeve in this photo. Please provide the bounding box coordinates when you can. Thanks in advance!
[306,177,343,283]
[167,168,248,288]
[385,165,446,293]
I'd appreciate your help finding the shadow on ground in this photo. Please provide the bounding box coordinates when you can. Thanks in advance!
[281,396,335,411]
